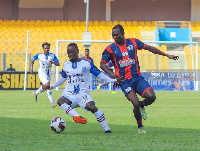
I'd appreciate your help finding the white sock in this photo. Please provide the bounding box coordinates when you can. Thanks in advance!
[60,103,80,117]
[46,90,54,104]
[35,86,43,95]
[94,110,110,131]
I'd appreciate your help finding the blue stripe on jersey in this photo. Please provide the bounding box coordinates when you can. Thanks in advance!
[61,69,67,78]
[72,62,77,69]
[89,61,101,77]
[53,54,59,63]
[33,53,40,60]
[45,55,48,60]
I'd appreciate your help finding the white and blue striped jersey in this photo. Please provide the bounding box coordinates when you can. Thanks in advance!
[33,53,59,77]
[61,59,101,94]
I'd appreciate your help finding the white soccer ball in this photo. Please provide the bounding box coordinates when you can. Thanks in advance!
[50,117,66,133]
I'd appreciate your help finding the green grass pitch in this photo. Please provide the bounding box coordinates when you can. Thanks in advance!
[0,90,200,151]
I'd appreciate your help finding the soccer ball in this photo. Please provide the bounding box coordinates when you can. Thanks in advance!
[50,117,66,133]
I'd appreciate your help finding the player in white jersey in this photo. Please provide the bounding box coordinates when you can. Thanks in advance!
[43,43,123,133]
[30,42,60,107]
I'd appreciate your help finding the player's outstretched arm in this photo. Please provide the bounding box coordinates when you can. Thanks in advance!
[144,45,179,61]
[43,76,66,91]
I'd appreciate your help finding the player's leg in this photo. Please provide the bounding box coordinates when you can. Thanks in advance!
[136,77,156,120]
[111,82,117,94]
[43,82,57,107]
[127,91,146,133]
[57,96,87,124]
[85,101,112,133]
[141,89,156,107]
[97,82,109,91]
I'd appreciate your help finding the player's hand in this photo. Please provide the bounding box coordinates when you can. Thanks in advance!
[115,76,125,84]
[42,85,51,91]
[167,54,179,60]
[49,61,53,64]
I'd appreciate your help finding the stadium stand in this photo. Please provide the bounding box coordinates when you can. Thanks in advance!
[0,20,200,71]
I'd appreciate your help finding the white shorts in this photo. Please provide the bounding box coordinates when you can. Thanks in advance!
[38,72,51,85]
[61,91,94,111]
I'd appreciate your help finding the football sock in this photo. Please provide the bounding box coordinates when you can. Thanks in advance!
[94,110,110,131]
[112,83,116,91]
[46,90,54,104]
[140,98,154,108]
[35,86,43,95]
[135,114,143,128]
[60,103,80,117]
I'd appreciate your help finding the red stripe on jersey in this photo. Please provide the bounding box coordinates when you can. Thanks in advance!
[107,46,120,77]
[116,40,132,79]
[142,44,146,49]
[131,38,141,76]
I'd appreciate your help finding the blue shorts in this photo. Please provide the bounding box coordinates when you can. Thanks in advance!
[120,76,152,97]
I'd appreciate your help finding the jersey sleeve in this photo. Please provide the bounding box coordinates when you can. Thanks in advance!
[135,38,146,50]
[60,69,67,78]
[33,54,39,60]
[101,46,112,63]
[53,54,59,63]
[89,61,101,77]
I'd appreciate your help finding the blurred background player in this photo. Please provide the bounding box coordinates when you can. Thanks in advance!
[97,60,117,94]
[30,42,60,108]
[7,64,16,71]
[43,43,123,133]
[100,24,179,133]
[80,48,94,63]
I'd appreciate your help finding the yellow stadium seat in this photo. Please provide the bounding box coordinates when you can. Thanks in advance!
[93,20,99,27]
[113,20,119,26]
[99,21,105,26]
[132,21,138,26]
[73,20,80,26]
[125,21,131,26]
[106,21,112,26]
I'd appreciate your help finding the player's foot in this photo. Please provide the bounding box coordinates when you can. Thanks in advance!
[105,130,112,134]
[138,126,146,134]
[32,92,37,102]
[140,107,147,120]
[111,91,116,94]
[73,116,87,124]
[51,102,58,108]
[97,85,100,92]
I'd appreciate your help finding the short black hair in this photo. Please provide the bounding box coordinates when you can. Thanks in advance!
[85,48,89,52]
[68,43,78,49]
[112,24,124,34]
[42,42,50,48]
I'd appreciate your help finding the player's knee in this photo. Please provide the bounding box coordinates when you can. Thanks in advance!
[147,94,156,103]
[57,97,71,106]
[85,102,97,113]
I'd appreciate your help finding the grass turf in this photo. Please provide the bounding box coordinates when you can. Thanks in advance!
[0,90,200,151]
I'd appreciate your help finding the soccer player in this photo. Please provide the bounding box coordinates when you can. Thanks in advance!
[100,24,179,133]
[30,42,60,108]
[44,43,122,133]
[80,48,94,63]
[97,60,117,94]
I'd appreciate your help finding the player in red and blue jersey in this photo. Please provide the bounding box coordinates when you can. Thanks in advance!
[80,48,94,63]
[100,24,179,133]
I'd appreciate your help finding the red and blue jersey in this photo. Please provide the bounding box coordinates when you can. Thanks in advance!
[80,56,94,63]
[101,38,146,79]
